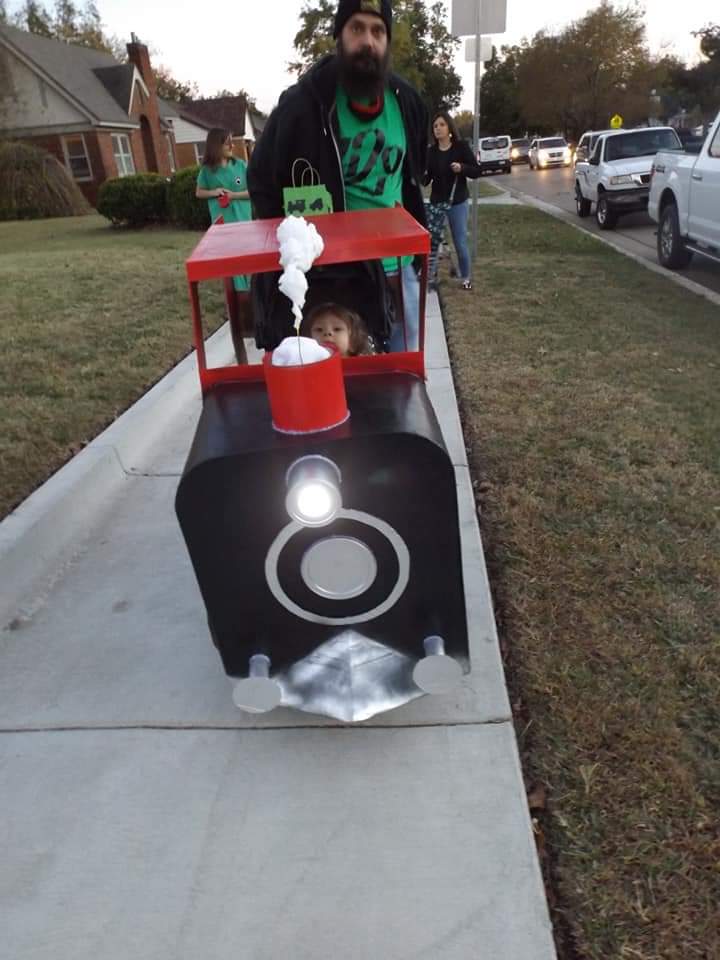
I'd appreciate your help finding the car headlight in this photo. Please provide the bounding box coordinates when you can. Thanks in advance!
[610,175,634,185]
[511,148,518,158]
[286,456,342,527]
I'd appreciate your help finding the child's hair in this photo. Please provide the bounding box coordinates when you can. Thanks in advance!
[302,302,373,356]
[203,127,232,169]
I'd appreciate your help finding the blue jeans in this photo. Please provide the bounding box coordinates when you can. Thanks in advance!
[447,200,471,281]
[388,262,420,352]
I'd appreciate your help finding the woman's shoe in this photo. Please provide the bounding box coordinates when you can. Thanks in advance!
[461,279,473,291]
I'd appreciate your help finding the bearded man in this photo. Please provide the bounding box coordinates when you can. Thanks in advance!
[247,0,428,351]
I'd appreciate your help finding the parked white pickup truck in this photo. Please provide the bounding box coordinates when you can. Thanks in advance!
[648,110,720,269]
[575,126,683,230]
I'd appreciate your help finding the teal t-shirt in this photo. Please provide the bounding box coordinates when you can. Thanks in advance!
[197,157,251,226]
[336,86,410,272]
[197,157,251,291]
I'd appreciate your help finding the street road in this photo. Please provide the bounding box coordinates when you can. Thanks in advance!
[491,164,720,298]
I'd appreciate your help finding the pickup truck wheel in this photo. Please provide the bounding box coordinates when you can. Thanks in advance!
[575,184,591,218]
[658,202,693,269]
[596,193,617,230]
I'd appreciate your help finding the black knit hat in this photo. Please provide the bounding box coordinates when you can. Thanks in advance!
[333,0,392,40]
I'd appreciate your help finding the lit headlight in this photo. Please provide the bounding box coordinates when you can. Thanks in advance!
[286,456,342,527]
[610,175,634,185]
[511,148,518,158]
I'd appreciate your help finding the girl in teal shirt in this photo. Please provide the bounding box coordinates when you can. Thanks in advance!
[196,127,251,291]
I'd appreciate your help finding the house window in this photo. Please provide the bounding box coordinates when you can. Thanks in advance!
[111,133,135,177]
[194,142,205,164]
[62,134,92,181]
[38,78,48,109]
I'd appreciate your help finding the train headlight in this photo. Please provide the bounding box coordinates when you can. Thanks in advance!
[285,456,342,527]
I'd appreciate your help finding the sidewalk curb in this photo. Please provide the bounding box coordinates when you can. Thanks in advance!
[0,325,230,625]
[499,185,720,309]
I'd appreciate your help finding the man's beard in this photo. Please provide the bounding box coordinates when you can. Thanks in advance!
[336,38,390,99]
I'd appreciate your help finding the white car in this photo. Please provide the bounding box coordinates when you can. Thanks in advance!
[574,126,682,230]
[649,110,720,268]
[574,129,614,166]
[478,136,512,174]
[528,137,572,170]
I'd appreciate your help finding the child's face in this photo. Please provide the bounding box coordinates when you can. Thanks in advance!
[309,312,351,356]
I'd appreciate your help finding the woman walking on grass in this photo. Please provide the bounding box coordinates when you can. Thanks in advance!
[424,111,481,291]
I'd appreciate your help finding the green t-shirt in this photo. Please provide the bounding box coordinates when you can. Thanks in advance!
[197,157,251,226]
[336,85,410,272]
[197,157,251,291]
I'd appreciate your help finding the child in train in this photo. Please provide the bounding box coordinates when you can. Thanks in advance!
[302,302,375,357]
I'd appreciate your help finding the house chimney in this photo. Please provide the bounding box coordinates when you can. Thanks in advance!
[126,33,156,94]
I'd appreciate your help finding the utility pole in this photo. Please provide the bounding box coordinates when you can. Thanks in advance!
[471,0,482,273]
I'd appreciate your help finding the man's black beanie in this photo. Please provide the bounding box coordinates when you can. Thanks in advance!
[333,0,393,40]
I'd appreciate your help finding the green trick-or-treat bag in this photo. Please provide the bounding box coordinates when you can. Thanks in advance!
[283,159,334,217]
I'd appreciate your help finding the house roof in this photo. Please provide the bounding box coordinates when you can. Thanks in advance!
[0,23,135,126]
[184,95,249,137]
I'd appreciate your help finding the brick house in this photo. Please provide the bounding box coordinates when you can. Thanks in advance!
[0,24,177,205]
[167,95,263,167]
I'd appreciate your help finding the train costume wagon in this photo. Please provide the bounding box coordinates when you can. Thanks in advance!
[176,208,470,721]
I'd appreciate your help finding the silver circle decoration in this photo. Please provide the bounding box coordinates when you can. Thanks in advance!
[265,509,410,625]
[301,537,378,600]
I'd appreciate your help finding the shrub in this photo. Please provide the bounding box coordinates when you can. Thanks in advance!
[0,140,90,221]
[97,173,169,227]
[167,165,210,230]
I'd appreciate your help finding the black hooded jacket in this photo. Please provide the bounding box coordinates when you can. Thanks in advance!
[247,54,428,228]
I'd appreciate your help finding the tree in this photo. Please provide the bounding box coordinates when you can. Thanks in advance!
[290,0,461,111]
[694,23,720,61]
[154,64,199,103]
[514,2,670,139]
[12,1,53,37]
[454,109,474,139]
[11,0,124,56]
[480,44,525,136]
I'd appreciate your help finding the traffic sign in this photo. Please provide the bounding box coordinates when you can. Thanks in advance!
[465,36,493,62]
[610,114,623,129]
[451,0,507,37]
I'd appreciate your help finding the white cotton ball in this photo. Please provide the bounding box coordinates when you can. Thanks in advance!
[272,336,331,367]
[276,217,325,326]
[278,265,308,325]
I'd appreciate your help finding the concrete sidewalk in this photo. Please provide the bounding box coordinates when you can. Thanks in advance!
[1,298,556,960]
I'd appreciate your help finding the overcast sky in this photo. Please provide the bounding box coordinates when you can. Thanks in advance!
[13,1,718,112]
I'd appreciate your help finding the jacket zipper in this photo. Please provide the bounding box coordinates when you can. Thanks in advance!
[327,102,347,212]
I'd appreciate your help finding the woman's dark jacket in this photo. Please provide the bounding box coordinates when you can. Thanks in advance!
[247,54,428,228]
[425,139,481,205]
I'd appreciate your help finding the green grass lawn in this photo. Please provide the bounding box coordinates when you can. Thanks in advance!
[442,207,720,960]
[0,214,223,519]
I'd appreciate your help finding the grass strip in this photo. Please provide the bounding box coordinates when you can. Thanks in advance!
[0,215,224,519]
[442,207,720,960]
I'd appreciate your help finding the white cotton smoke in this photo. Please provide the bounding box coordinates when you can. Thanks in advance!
[272,336,330,367]
[276,216,325,329]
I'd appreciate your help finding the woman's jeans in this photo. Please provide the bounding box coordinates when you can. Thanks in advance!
[447,200,471,281]
[388,262,421,352]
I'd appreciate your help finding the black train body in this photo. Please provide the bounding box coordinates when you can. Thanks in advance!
[175,373,469,678]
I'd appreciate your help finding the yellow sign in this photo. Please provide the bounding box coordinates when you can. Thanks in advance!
[610,114,624,129]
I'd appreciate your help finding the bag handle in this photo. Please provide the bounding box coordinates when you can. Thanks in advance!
[291,158,320,188]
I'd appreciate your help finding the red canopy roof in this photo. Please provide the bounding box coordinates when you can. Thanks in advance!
[186,208,430,282]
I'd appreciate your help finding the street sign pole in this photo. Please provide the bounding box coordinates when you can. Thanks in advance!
[471,0,482,275]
